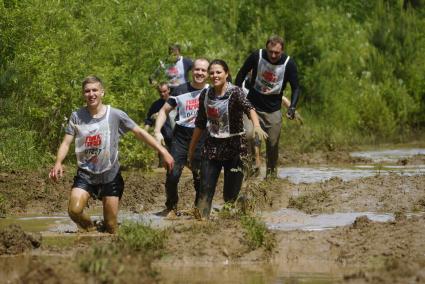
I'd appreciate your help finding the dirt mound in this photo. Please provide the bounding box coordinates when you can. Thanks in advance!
[397,154,425,165]
[0,224,41,255]
[351,215,371,229]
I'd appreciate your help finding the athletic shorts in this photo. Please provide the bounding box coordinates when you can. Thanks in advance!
[72,171,124,200]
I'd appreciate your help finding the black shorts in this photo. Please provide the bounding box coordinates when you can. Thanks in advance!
[72,171,124,200]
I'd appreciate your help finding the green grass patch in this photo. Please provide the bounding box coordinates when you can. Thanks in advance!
[118,222,168,252]
[240,215,275,252]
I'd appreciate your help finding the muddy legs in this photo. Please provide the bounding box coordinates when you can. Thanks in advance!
[68,188,93,231]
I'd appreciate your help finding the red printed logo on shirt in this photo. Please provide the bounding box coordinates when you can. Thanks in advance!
[85,134,101,147]
[167,66,179,76]
[207,106,219,119]
[262,70,278,83]
[185,98,199,111]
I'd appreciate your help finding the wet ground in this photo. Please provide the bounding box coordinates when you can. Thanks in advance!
[0,146,425,283]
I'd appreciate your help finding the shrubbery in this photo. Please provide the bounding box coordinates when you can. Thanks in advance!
[1,0,424,169]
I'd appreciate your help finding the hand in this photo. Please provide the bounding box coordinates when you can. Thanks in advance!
[154,132,165,146]
[286,107,296,120]
[253,126,268,141]
[49,163,64,182]
[187,151,194,170]
[161,150,174,173]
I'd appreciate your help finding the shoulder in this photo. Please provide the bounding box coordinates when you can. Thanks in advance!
[183,57,192,64]
[226,84,244,101]
[173,82,191,95]
[109,106,129,118]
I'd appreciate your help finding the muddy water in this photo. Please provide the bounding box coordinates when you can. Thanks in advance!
[156,264,339,284]
[350,148,425,163]
[263,209,394,231]
[278,148,425,183]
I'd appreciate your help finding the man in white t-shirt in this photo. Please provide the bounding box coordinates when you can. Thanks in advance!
[49,76,174,234]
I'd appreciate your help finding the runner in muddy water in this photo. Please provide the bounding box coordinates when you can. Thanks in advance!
[235,35,301,179]
[49,76,174,234]
[189,59,268,218]
[154,58,209,217]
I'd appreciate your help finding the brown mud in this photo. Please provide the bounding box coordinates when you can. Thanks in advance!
[0,152,424,283]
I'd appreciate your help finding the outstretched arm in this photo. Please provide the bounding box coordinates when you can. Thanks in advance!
[49,134,74,181]
[154,102,173,145]
[131,125,174,172]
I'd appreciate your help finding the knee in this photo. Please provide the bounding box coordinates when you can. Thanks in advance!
[68,204,83,219]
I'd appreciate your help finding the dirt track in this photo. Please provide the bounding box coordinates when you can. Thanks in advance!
[0,154,425,283]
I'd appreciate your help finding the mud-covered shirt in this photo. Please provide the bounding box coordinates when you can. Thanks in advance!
[235,49,300,113]
[195,84,254,160]
[65,106,136,184]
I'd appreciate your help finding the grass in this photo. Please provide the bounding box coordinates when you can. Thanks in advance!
[0,193,6,217]
[79,222,168,282]
[240,215,275,252]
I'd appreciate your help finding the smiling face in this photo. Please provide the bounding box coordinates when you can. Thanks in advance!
[208,64,228,89]
[83,82,104,109]
[192,59,209,85]
[266,42,283,64]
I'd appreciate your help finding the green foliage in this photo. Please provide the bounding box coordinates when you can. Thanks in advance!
[118,222,168,252]
[240,215,275,251]
[1,0,425,169]
[0,193,6,217]
[0,127,52,170]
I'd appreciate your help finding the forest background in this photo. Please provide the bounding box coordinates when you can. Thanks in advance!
[1,0,424,170]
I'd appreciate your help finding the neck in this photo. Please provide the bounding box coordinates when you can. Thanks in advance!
[214,82,227,97]
[191,81,206,90]
[87,103,105,117]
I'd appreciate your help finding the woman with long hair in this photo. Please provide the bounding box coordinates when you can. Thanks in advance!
[188,59,267,218]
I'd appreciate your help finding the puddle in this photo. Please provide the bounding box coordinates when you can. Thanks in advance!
[262,209,394,231]
[156,264,340,284]
[350,148,425,163]
[278,165,425,184]
[0,211,181,234]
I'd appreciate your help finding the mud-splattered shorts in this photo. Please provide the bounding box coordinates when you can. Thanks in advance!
[72,171,124,200]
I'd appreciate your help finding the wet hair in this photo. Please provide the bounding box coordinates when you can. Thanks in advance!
[168,44,181,54]
[82,75,104,91]
[208,59,232,82]
[266,35,285,49]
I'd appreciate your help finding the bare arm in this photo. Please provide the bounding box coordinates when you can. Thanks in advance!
[49,134,74,181]
[131,125,174,171]
[281,96,291,109]
[154,102,173,134]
